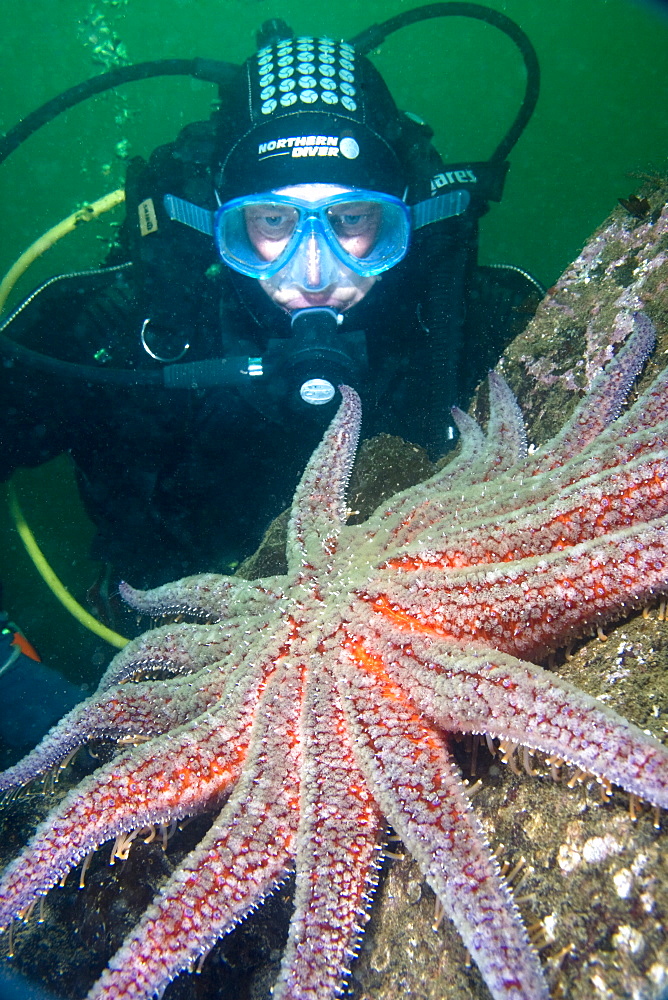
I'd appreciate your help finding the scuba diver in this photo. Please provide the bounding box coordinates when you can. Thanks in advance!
[0,7,544,597]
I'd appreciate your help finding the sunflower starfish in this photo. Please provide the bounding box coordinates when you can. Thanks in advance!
[0,311,667,1000]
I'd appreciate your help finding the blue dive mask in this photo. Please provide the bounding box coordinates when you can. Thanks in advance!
[212,189,411,282]
[163,185,471,291]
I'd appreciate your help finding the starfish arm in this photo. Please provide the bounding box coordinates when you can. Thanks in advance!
[385,315,655,552]
[380,446,668,573]
[528,419,668,498]
[86,662,304,1000]
[287,385,361,572]
[450,405,486,458]
[119,573,282,622]
[366,405,484,534]
[359,374,525,549]
[368,417,668,558]
[467,370,528,480]
[0,608,296,793]
[377,634,668,809]
[0,670,226,793]
[273,656,385,1000]
[98,622,235,687]
[369,517,668,661]
[362,312,663,556]
[338,640,549,1000]
[530,310,655,471]
[624,360,668,434]
[0,651,273,930]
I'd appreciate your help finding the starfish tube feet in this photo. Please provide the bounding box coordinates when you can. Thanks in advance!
[339,642,549,1000]
[272,662,385,1000]
[0,702,256,931]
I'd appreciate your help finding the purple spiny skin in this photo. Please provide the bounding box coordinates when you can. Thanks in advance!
[537,309,657,463]
[0,318,667,1000]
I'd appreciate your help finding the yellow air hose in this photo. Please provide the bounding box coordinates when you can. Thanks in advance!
[8,485,127,648]
[0,189,125,312]
[3,189,129,646]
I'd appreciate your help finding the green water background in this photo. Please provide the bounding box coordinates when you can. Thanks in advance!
[0,0,666,681]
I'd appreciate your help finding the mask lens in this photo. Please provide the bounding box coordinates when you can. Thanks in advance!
[243,203,299,261]
[215,198,301,276]
[324,197,409,273]
[326,202,382,260]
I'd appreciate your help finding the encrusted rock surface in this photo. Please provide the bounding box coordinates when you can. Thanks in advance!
[485,179,668,444]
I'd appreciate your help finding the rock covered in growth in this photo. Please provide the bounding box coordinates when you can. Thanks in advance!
[489,178,668,443]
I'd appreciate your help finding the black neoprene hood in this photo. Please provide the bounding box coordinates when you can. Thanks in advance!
[217,36,408,201]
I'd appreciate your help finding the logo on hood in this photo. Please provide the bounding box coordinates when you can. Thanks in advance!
[258,135,360,160]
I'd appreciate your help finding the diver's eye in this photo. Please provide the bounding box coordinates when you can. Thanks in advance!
[245,204,298,241]
[326,202,383,258]
[264,214,288,228]
[327,202,382,239]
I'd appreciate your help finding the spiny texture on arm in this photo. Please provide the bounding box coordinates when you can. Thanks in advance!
[365,312,661,556]
[272,659,384,1000]
[339,639,549,1000]
[287,384,361,571]
[0,674,217,793]
[531,310,656,470]
[119,573,284,620]
[0,650,273,930]
[363,629,668,810]
[97,623,231,687]
[86,663,304,1000]
[0,618,265,793]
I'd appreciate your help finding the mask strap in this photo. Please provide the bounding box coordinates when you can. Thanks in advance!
[163,194,214,236]
[165,191,470,239]
[411,189,470,230]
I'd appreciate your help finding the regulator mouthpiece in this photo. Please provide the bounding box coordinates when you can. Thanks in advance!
[290,307,346,405]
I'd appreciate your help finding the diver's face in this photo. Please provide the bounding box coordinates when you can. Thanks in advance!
[249,184,378,312]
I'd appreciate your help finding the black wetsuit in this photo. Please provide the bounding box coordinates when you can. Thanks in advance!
[0,123,543,589]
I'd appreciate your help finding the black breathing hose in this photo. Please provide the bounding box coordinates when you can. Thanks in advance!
[348,3,540,451]
[348,2,540,162]
[0,59,239,168]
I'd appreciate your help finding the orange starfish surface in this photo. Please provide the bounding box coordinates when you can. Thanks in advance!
[0,311,667,1000]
